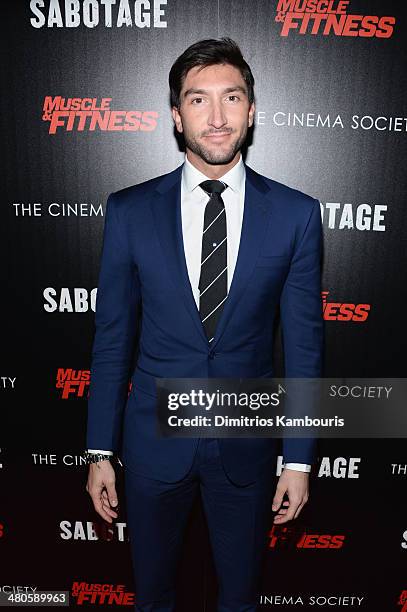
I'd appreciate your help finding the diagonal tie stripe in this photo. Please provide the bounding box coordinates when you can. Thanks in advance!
[198,180,228,341]
[201,235,227,265]
[200,265,228,297]
[201,295,228,323]
[203,208,225,235]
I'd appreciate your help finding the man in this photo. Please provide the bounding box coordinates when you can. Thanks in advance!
[86,38,323,611]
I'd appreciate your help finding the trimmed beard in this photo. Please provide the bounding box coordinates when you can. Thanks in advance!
[183,128,248,166]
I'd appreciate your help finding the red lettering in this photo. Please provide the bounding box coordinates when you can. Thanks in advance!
[89,111,110,131]
[323,13,346,35]
[342,14,363,36]
[108,110,126,131]
[100,98,112,109]
[358,15,378,37]
[277,0,296,12]
[302,534,319,548]
[76,592,91,604]
[124,111,142,131]
[77,111,93,131]
[352,304,370,321]
[376,16,395,38]
[140,110,159,131]
[337,303,355,321]
[70,98,82,110]
[122,593,136,605]
[323,303,340,320]
[299,13,312,33]
[48,110,68,134]
[310,13,327,33]
[316,534,331,548]
[330,534,345,548]
[280,12,302,36]
[337,0,349,13]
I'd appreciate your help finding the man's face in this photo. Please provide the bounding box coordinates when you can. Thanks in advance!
[172,63,255,167]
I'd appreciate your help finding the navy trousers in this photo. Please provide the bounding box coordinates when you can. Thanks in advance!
[124,438,274,612]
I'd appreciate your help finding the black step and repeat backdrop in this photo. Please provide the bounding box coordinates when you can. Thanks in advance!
[1,1,407,610]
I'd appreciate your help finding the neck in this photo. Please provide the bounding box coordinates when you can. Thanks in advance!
[186,149,241,179]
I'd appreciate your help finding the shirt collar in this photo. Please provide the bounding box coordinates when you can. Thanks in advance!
[182,153,245,195]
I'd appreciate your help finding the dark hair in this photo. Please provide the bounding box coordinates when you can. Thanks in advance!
[169,37,255,108]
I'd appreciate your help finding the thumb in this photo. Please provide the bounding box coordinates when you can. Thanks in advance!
[272,488,284,512]
[105,483,118,507]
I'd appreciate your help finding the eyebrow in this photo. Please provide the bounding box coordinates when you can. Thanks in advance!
[183,85,248,99]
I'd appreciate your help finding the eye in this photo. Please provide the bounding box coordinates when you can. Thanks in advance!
[227,95,240,102]
[191,97,204,104]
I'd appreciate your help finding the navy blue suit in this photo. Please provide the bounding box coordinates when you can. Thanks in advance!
[86,163,324,610]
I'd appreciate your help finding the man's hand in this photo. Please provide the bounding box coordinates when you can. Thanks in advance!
[86,459,119,524]
[272,468,309,524]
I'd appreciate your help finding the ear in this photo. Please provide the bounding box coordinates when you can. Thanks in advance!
[248,101,255,128]
[172,106,183,134]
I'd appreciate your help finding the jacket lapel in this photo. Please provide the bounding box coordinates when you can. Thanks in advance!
[150,163,274,350]
[210,165,273,349]
[151,164,209,346]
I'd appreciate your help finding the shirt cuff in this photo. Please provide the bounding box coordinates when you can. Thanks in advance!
[283,462,311,473]
[86,449,114,456]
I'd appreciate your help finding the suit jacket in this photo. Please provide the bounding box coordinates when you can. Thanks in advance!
[86,163,324,485]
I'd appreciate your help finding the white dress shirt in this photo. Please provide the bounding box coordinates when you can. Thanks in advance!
[179,154,310,474]
[89,154,311,473]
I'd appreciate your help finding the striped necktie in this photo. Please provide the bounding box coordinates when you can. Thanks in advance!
[198,180,228,343]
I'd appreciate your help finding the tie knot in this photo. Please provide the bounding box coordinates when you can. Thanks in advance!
[199,180,227,196]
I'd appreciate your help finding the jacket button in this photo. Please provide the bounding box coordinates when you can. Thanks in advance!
[208,350,216,359]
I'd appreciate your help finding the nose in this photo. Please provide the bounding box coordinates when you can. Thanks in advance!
[208,100,227,129]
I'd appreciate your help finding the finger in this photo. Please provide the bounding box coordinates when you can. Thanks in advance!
[105,482,118,508]
[273,513,290,523]
[284,500,301,521]
[293,493,308,519]
[275,500,290,513]
[293,499,307,519]
[101,489,119,508]
[273,508,296,523]
[274,511,288,520]
[273,506,289,519]
[92,495,114,523]
[101,490,116,505]
[101,499,118,519]
[275,498,301,523]
[87,478,115,522]
[272,487,286,511]
[101,489,118,514]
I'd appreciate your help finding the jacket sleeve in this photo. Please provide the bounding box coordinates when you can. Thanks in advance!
[86,193,141,452]
[280,197,324,465]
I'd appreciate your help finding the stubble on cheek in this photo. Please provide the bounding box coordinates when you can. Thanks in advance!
[183,125,248,165]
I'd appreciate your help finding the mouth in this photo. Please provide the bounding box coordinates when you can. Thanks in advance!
[203,132,232,140]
